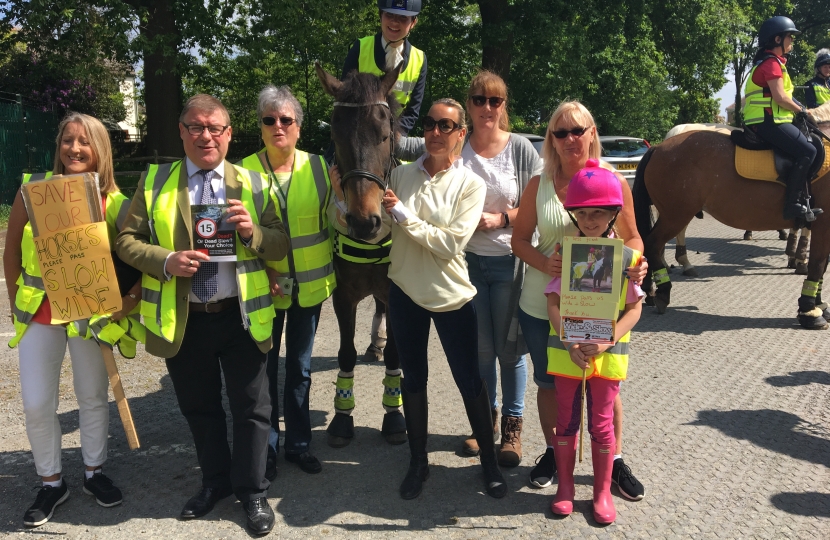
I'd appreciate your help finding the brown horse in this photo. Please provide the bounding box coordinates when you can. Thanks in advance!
[633,107,830,329]
[314,63,408,447]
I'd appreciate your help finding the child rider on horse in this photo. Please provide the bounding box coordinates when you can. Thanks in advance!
[545,159,644,525]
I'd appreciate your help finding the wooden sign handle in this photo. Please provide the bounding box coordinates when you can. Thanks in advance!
[578,367,587,463]
[100,345,140,450]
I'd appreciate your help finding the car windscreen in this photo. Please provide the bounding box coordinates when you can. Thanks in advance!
[601,139,649,158]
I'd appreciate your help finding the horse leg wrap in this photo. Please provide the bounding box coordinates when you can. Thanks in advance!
[653,267,671,286]
[371,310,388,350]
[795,234,809,264]
[675,245,692,270]
[382,368,403,411]
[335,371,355,415]
[798,280,820,313]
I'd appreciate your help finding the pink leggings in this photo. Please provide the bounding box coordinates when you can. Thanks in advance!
[555,376,620,446]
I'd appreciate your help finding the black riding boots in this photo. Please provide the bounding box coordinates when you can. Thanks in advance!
[399,382,429,500]
[783,156,823,222]
[463,381,508,499]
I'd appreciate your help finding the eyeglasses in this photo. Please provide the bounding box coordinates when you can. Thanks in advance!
[551,126,589,139]
[183,123,229,136]
[262,116,295,127]
[470,95,505,108]
[423,116,463,134]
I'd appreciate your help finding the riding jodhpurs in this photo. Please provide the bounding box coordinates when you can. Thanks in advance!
[554,375,620,446]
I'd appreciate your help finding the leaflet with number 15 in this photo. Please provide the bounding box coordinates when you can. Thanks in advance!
[559,236,624,344]
[192,204,236,262]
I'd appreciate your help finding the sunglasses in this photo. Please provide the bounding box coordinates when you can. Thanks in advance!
[423,116,463,134]
[470,95,505,108]
[262,116,295,127]
[551,126,589,139]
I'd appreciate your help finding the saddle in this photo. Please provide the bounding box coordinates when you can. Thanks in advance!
[731,128,830,184]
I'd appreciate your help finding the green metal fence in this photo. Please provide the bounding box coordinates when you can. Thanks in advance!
[0,97,59,204]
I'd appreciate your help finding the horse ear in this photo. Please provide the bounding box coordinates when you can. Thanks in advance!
[315,62,342,97]
[380,62,402,98]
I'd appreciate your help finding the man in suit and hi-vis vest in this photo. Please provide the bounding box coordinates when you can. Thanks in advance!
[116,94,289,536]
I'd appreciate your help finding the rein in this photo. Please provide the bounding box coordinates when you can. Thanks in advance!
[332,100,396,191]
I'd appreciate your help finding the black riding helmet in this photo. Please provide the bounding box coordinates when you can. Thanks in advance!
[378,0,422,17]
[758,16,800,49]
[816,49,830,72]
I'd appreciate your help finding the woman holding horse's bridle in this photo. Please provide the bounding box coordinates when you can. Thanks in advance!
[237,85,336,478]
[743,16,823,221]
[512,100,647,501]
[382,98,508,500]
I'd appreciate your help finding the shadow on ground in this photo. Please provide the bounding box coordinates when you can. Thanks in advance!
[770,492,830,518]
[765,371,830,387]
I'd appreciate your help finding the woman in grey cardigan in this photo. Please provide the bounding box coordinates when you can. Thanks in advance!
[398,70,538,467]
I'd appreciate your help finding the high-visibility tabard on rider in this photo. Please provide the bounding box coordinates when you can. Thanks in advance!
[559,236,624,344]
[20,173,122,323]
[192,203,237,261]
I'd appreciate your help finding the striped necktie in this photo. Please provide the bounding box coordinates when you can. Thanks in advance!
[192,169,219,302]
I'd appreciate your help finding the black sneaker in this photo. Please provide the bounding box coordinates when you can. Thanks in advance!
[612,458,645,501]
[83,470,123,507]
[529,447,557,488]
[23,480,69,527]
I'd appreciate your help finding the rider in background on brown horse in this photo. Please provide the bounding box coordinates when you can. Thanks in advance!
[743,16,823,222]
[805,48,830,110]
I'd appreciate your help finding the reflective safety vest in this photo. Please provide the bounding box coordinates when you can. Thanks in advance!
[10,172,133,347]
[237,151,336,309]
[744,56,796,125]
[333,230,391,264]
[547,248,640,381]
[140,161,275,342]
[358,35,425,109]
[808,78,830,106]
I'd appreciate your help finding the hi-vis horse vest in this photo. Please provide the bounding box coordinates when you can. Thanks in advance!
[237,151,336,309]
[357,35,424,109]
[140,161,274,343]
[10,172,132,347]
[547,247,641,381]
[744,56,796,125]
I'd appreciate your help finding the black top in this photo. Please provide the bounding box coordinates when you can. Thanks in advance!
[341,32,428,135]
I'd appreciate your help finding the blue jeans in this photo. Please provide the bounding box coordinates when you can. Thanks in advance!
[518,307,556,389]
[388,282,482,399]
[267,302,322,455]
[466,252,527,417]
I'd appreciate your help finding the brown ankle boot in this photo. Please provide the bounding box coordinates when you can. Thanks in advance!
[497,415,523,467]
[462,409,498,456]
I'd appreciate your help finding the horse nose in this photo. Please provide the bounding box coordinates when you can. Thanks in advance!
[371,214,382,235]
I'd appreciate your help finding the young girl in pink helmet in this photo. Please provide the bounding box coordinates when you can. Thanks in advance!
[544,158,644,524]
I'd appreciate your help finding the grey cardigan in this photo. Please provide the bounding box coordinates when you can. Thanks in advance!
[397,133,541,360]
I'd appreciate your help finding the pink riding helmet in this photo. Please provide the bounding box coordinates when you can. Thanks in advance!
[563,158,623,210]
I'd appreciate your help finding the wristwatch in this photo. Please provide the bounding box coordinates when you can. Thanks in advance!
[502,212,510,228]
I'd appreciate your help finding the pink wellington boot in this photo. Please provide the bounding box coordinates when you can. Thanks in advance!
[591,440,616,524]
[550,435,577,516]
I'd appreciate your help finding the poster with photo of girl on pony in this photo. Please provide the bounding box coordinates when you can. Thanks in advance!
[559,236,624,344]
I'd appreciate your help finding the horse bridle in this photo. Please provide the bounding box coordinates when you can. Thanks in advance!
[332,100,396,192]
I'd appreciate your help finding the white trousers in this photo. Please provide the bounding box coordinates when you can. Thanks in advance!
[18,322,110,477]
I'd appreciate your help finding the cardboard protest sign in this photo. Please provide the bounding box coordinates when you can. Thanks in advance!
[192,204,237,261]
[559,236,624,344]
[21,173,122,323]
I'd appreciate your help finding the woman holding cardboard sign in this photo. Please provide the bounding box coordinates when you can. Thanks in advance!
[4,113,139,527]
[511,101,646,501]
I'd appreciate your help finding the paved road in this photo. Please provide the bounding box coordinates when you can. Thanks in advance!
[0,218,828,539]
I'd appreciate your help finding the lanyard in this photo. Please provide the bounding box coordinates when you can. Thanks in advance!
[263,151,292,209]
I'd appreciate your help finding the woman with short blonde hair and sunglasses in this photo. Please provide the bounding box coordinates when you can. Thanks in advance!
[511,100,647,501]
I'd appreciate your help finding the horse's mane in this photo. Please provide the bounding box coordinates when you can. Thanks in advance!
[338,70,402,125]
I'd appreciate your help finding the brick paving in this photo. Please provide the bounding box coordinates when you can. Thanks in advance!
[0,217,828,538]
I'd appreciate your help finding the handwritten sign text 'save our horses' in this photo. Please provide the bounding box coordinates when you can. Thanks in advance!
[21,173,122,323]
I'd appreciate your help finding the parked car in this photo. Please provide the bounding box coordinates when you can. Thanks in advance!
[516,133,544,156]
[599,136,650,188]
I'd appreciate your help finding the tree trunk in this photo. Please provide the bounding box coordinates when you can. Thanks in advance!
[142,0,183,158]
[477,0,513,82]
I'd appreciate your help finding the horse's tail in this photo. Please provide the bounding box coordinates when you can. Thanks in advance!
[632,146,657,240]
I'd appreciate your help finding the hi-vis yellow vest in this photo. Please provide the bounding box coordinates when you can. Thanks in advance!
[237,151,336,309]
[10,172,132,347]
[547,248,641,381]
[358,35,424,108]
[744,56,796,125]
[140,161,274,342]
